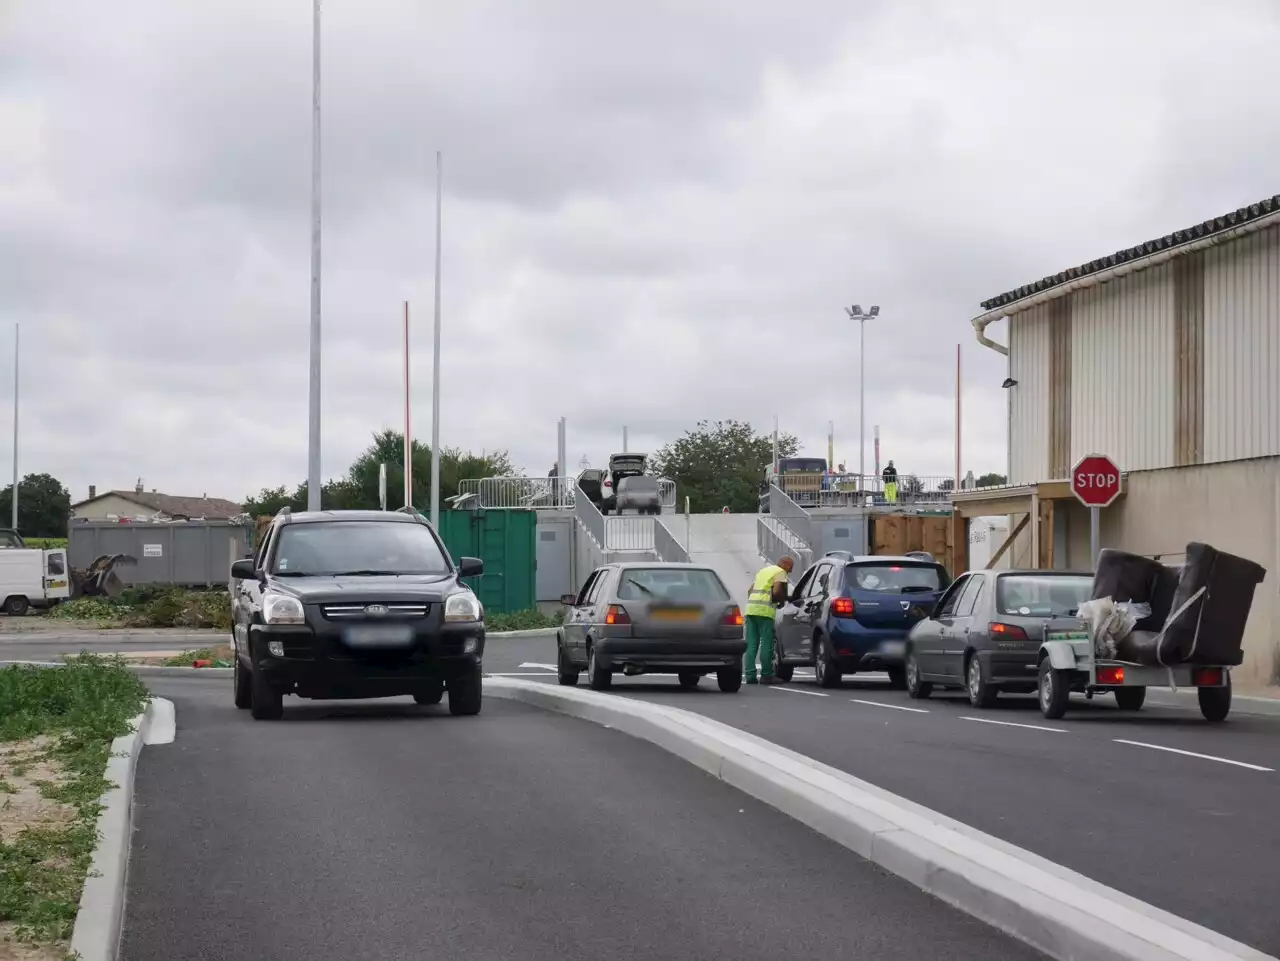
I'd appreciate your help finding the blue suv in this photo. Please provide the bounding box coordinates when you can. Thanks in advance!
[773,553,951,688]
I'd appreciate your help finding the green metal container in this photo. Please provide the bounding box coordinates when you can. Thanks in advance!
[436,509,536,615]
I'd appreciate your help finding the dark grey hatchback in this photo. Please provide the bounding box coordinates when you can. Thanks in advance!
[903,568,1093,707]
[556,563,746,692]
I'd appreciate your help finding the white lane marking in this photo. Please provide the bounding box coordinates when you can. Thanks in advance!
[849,698,929,714]
[1113,739,1274,772]
[960,716,1067,734]
[518,662,558,670]
[489,672,565,676]
[770,686,829,697]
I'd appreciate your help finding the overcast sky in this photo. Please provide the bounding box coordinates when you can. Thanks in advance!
[3,0,1278,503]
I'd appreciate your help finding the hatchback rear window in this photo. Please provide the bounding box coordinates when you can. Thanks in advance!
[619,476,658,492]
[779,458,827,473]
[846,563,945,593]
[996,574,1092,616]
[617,568,730,602]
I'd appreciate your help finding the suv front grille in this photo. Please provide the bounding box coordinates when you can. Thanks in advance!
[321,603,430,620]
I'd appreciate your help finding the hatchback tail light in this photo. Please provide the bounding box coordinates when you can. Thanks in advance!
[831,597,856,617]
[989,622,1029,641]
[721,605,744,626]
[604,604,630,625]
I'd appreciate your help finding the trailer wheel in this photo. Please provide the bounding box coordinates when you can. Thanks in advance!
[1038,659,1070,719]
[1114,687,1146,711]
[1198,677,1232,723]
[2,596,29,617]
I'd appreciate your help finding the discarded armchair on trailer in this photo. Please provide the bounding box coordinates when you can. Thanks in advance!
[1089,542,1266,669]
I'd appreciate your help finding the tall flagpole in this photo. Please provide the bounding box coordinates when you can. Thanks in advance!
[306,0,323,511]
[11,325,18,531]
[429,151,443,527]
[404,302,412,508]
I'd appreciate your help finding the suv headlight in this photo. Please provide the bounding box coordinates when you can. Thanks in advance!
[444,591,482,623]
[263,591,306,625]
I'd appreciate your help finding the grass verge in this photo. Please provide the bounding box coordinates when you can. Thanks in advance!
[45,587,231,632]
[0,656,149,958]
[484,609,563,632]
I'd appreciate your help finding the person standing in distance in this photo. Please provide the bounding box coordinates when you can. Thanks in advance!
[882,459,899,504]
[743,556,793,685]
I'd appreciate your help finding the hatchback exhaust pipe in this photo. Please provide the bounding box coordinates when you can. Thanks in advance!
[623,663,645,676]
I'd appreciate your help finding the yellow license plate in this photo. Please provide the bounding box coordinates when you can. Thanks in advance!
[651,608,700,622]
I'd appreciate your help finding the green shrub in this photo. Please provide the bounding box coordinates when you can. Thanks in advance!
[484,608,564,632]
[47,588,232,631]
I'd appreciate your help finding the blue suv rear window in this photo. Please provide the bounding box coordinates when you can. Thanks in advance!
[846,563,944,593]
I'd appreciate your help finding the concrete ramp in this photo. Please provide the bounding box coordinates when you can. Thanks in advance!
[658,513,763,606]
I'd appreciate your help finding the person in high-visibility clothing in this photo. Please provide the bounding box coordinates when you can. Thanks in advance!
[743,555,794,684]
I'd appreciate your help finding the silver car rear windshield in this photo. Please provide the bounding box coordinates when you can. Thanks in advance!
[845,562,944,593]
[616,568,729,602]
[996,574,1092,616]
[618,476,658,492]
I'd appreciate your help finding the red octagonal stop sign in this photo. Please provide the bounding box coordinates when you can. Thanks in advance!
[1071,453,1121,508]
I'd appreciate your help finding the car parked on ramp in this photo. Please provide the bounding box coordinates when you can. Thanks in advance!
[773,554,950,688]
[556,562,746,692]
[903,568,1093,707]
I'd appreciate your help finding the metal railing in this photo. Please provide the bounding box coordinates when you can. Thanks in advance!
[768,485,813,547]
[757,516,812,571]
[456,476,678,510]
[788,473,956,508]
[652,517,690,563]
[604,515,655,552]
[573,483,606,549]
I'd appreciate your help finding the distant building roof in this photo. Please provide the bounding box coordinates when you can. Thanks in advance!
[980,193,1280,312]
[72,489,243,520]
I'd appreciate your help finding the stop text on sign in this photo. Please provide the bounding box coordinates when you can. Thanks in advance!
[1075,471,1118,488]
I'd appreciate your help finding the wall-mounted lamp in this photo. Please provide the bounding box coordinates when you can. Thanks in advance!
[1001,377,1018,389]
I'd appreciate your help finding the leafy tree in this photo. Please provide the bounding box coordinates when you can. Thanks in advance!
[243,431,514,516]
[650,420,800,514]
[937,478,955,492]
[976,472,1008,487]
[0,472,72,538]
[900,474,924,495]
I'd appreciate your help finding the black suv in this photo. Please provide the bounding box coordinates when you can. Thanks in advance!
[229,509,486,721]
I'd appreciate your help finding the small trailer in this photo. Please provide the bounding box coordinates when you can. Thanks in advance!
[1037,542,1266,723]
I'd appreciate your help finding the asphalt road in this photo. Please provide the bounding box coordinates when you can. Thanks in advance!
[485,634,1280,955]
[121,675,1044,961]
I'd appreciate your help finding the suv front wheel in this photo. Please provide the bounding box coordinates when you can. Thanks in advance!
[448,667,483,716]
[250,665,284,721]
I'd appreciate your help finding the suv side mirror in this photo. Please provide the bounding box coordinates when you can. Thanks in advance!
[458,557,484,578]
[560,593,578,606]
[230,559,258,580]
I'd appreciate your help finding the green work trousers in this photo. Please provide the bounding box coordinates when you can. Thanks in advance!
[884,481,898,503]
[744,614,776,680]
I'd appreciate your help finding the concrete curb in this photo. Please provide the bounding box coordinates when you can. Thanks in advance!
[484,678,1274,961]
[485,628,557,639]
[69,696,175,961]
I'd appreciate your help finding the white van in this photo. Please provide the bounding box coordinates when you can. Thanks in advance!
[0,548,71,616]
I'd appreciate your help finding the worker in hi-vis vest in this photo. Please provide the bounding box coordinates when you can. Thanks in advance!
[743,555,794,684]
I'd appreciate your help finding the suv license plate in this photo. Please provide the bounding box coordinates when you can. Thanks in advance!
[343,624,414,648]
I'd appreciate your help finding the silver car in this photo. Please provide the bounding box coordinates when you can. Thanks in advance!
[556,563,746,692]
[615,474,662,514]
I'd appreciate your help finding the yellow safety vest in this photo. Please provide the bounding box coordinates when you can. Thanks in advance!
[746,564,785,618]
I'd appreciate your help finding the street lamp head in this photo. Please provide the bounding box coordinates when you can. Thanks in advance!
[848,304,862,318]
[868,305,880,317]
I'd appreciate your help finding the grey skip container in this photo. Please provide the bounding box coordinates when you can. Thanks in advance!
[68,520,251,588]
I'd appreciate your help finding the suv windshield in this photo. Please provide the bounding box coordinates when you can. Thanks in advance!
[617,568,729,602]
[271,521,451,576]
[846,562,946,593]
[996,574,1093,616]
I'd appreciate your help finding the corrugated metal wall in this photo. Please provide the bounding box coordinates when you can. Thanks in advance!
[1008,304,1051,484]
[1069,263,1175,471]
[1203,224,1280,463]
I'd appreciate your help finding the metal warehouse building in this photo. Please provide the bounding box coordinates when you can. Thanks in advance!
[953,194,1280,688]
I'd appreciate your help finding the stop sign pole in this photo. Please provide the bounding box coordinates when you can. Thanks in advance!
[1071,453,1122,569]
